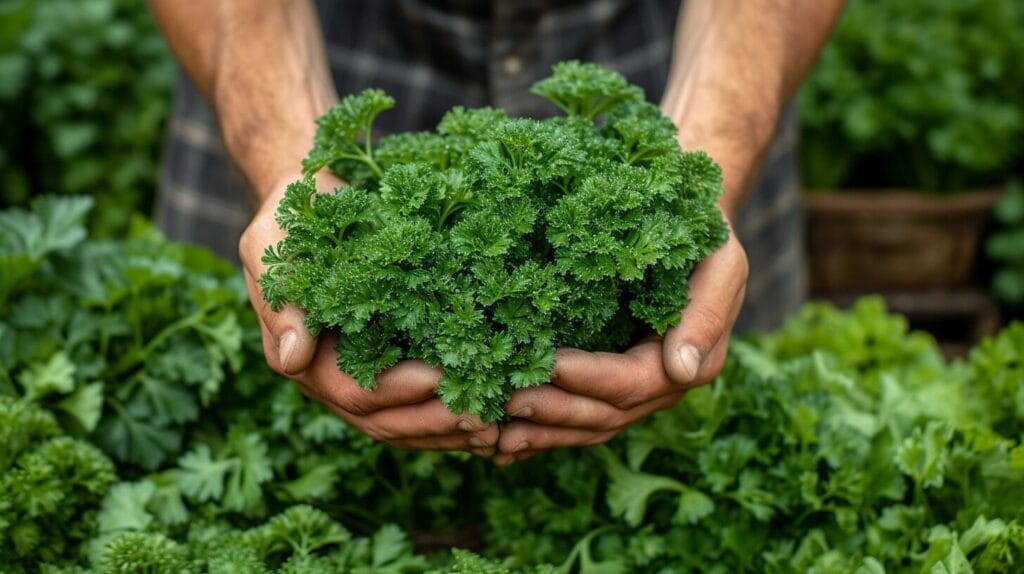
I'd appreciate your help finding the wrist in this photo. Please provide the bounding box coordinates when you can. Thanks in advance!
[215,103,319,207]
[212,76,336,208]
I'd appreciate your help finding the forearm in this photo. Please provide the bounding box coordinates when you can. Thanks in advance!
[661,0,843,219]
[149,0,337,204]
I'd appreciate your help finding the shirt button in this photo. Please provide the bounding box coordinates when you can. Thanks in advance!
[501,52,525,77]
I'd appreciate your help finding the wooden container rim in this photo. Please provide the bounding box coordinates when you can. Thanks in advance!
[803,187,1005,215]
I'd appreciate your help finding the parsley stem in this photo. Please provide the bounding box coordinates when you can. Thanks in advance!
[110,311,205,377]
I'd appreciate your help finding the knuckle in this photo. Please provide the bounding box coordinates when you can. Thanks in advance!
[614,370,658,410]
[359,423,391,443]
[454,415,482,433]
[691,305,727,338]
[599,413,627,433]
[614,391,645,411]
[344,397,373,417]
[238,225,263,263]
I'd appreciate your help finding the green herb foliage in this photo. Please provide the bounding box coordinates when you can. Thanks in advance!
[261,62,729,421]
[0,0,173,235]
[481,298,1024,572]
[987,179,1024,306]
[800,0,1024,192]
[3,200,1023,573]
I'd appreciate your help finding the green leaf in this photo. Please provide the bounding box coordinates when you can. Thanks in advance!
[56,381,104,432]
[595,446,687,527]
[176,444,232,502]
[18,351,75,399]
[96,481,156,535]
[372,523,412,568]
[222,430,274,515]
[896,422,954,489]
[93,404,181,469]
[674,488,715,525]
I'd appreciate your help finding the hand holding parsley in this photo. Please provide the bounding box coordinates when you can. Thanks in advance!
[241,172,499,455]
[260,63,729,434]
[495,230,746,465]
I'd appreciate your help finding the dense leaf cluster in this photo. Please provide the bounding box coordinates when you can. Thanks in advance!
[0,0,173,235]
[800,0,1024,191]
[261,62,729,420]
[0,197,483,571]
[3,198,1023,573]
[481,299,1024,572]
[0,196,246,471]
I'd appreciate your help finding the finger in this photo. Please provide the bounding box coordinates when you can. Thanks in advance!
[494,450,539,467]
[505,386,685,431]
[356,399,497,445]
[662,233,748,386]
[694,334,730,386]
[304,339,443,415]
[550,340,671,410]
[239,172,348,375]
[497,421,618,454]
[387,433,488,453]
[242,238,316,375]
[311,397,497,453]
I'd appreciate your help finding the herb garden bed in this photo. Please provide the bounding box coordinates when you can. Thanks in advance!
[2,196,1023,573]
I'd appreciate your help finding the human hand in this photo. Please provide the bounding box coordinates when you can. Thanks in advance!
[239,173,499,455]
[494,229,747,466]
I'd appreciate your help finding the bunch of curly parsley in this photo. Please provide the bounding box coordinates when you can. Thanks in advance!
[261,62,728,421]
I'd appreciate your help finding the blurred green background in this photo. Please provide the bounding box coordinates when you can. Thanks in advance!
[0,0,172,237]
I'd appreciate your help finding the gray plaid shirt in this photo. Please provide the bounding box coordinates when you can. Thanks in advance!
[156,0,805,333]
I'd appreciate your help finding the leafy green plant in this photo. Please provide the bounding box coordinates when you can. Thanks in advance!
[0,195,248,470]
[800,0,1024,192]
[0,0,173,235]
[0,196,483,569]
[987,179,1024,305]
[261,62,729,421]
[482,299,1024,572]
[3,197,1024,573]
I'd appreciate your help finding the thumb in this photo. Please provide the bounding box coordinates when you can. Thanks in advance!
[662,304,727,386]
[240,199,318,376]
[662,234,748,386]
[262,303,317,376]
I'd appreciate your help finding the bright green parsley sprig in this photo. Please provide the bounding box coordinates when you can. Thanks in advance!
[261,62,728,421]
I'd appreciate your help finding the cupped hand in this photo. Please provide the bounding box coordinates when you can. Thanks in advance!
[494,230,747,466]
[239,173,499,456]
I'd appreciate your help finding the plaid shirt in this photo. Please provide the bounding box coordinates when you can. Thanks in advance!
[156,0,805,332]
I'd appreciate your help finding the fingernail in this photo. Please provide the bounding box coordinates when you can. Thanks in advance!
[457,420,476,432]
[512,441,530,453]
[279,331,298,373]
[510,407,533,419]
[468,436,485,448]
[679,345,701,381]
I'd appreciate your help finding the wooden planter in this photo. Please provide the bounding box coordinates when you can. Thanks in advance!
[804,188,1004,294]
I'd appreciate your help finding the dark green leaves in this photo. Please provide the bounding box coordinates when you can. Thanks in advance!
[0,0,173,235]
[987,180,1024,305]
[264,62,728,421]
[530,61,644,120]
[4,192,1024,574]
[303,88,394,178]
[1,197,250,470]
[799,0,1024,190]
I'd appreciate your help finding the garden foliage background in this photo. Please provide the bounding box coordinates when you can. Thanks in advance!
[1,0,1024,572]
